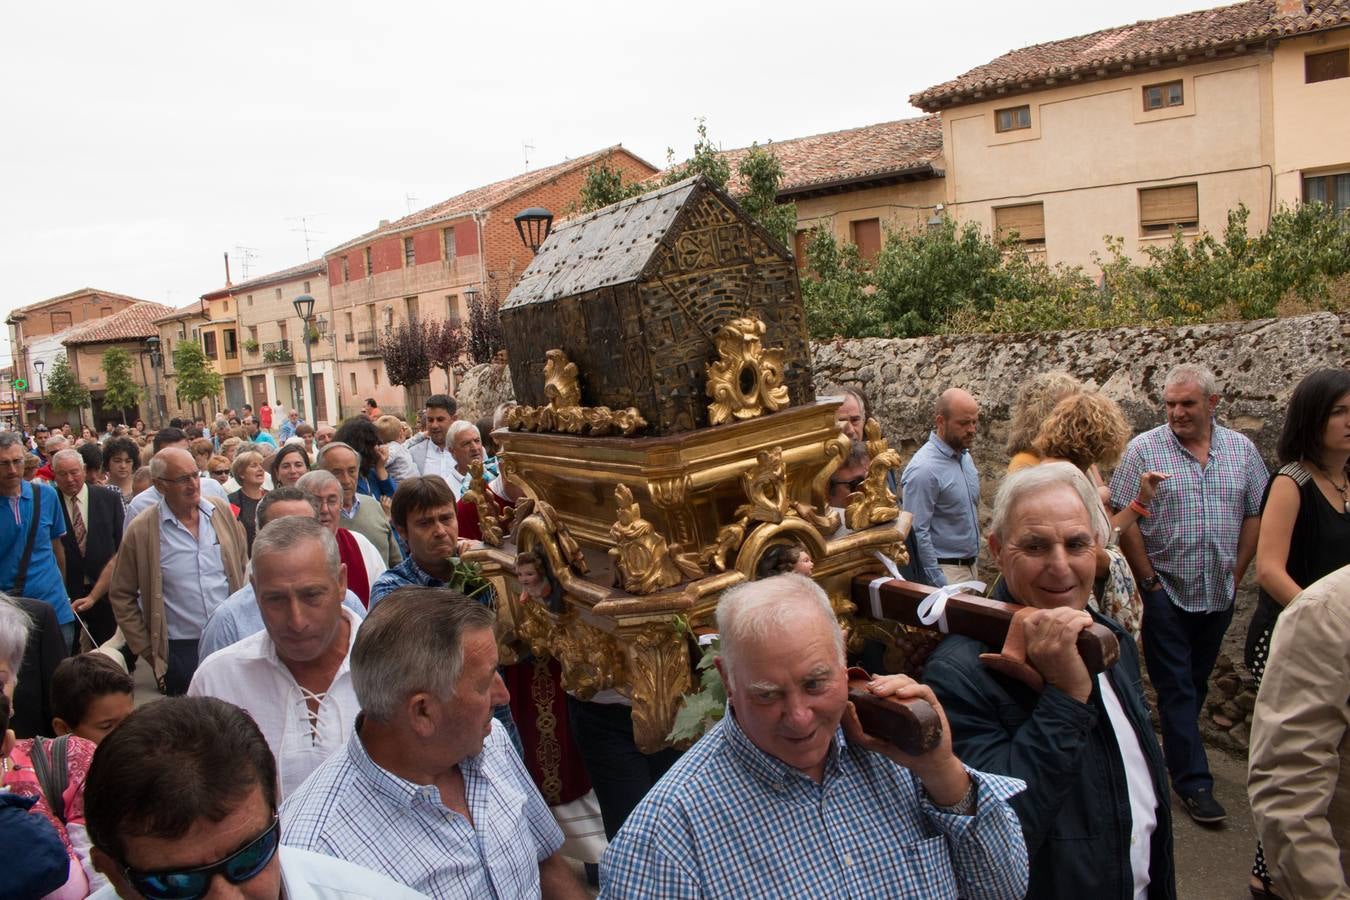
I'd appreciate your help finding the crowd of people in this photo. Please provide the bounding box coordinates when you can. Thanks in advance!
[0,362,1344,899]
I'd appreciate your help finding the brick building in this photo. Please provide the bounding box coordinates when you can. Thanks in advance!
[323,145,657,417]
[62,301,173,429]
[152,301,210,424]
[6,288,145,428]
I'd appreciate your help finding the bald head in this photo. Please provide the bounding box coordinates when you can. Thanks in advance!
[935,388,979,453]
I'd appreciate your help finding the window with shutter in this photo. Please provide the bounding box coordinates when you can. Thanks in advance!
[1139,184,1199,235]
[995,105,1032,133]
[794,230,810,270]
[1143,80,1184,110]
[1306,48,1349,83]
[994,203,1046,246]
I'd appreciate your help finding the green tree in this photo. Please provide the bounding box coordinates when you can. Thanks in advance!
[734,144,797,249]
[578,157,648,213]
[173,340,223,419]
[662,118,731,190]
[100,347,141,423]
[46,353,91,422]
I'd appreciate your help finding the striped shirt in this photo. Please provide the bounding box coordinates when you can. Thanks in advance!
[281,719,562,899]
[1110,422,1268,613]
[599,709,1028,900]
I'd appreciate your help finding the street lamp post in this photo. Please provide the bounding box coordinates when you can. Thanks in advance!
[292,295,316,424]
[33,359,45,426]
[145,336,163,427]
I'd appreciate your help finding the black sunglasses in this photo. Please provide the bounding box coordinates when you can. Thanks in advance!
[123,816,279,900]
[830,475,867,493]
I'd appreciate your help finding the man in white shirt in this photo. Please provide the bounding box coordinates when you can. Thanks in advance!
[407,394,459,482]
[190,516,360,797]
[440,419,493,501]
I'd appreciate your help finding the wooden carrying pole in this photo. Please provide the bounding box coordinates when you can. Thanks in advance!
[850,575,1120,676]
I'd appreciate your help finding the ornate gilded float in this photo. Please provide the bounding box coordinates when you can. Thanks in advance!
[464,176,911,752]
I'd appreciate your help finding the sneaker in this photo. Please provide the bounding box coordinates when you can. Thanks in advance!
[1180,787,1227,824]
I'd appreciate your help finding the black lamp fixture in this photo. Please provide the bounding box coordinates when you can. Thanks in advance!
[514,207,554,254]
[33,359,44,376]
[144,335,162,368]
[292,294,316,322]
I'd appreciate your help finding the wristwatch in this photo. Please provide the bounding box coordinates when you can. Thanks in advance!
[1140,574,1163,591]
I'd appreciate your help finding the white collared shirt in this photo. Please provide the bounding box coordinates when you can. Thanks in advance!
[1098,673,1158,900]
[156,497,231,640]
[421,440,459,484]
[189,606,361,798]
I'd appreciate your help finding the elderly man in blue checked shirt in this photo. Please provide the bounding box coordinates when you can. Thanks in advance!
[281,586,587,899]
[1110,364,1267,826]
[599,574,1029,900]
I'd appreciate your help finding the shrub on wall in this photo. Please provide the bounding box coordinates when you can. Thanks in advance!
[802,202,1350,338]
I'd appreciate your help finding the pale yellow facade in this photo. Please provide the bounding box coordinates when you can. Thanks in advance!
[793,179,948,246]
[1271,30,1350,205]
[940,56,1276,271]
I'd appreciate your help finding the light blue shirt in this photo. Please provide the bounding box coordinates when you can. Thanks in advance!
[282,720,562,898]
[900,432,981,587]
[157,498,232,640]
[126,477,229,521]
[199,582,367,661]
[599,708,1029,900]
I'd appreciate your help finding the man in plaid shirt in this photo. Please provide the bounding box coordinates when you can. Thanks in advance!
[599,575,1029,899]
[1110,364,1267,826]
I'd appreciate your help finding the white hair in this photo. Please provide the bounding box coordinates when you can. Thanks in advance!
[51,449,84,471]
[448,419,478,445]
[0,594,32,677]
[716,574,844,688]
[297,468,341,496]
[990,462,1108,545]
[1164,363,1218,398]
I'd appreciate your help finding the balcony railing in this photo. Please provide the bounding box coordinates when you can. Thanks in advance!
[357,330,380,357]
[224,348,238,360]
[261,340,293,364]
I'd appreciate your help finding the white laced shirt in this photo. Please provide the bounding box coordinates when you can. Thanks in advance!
[188,606,361,798]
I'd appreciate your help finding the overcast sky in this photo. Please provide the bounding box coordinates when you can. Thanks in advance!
[1,0,1212,364]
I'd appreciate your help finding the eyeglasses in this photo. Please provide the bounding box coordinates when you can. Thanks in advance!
[155,474,198,487]
[830,475,867,493]
[122,816,279,900]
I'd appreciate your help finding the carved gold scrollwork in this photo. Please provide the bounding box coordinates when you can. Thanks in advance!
[734,447,790,524]
[608,484,702,594]
[515,600,625,700]
[505,348,648,436]
[628,623,692,754]
[845,419,903,532]
[513,497,589,576]
[543,348,582,409]
[705,317,791,425]
[462,460,504,547]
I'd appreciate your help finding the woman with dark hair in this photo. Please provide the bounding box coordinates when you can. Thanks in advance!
[269,441,310,490]
[334,417,395,503]
[1246,367,1350,898]
[101,435,140,510]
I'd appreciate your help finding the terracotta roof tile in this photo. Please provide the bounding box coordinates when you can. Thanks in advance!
[203,258,327,298]
[716,116,944,196]
[327,146,658,256]
[64,302,175,346]
[152,301,207,325]
[912,0,1350,110]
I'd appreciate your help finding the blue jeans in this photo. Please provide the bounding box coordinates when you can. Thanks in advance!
[1140,586,1234,795]
[58,621,76,656]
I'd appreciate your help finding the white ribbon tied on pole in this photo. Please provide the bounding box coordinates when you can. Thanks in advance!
[915,580,987,634]
[868,551,903,619]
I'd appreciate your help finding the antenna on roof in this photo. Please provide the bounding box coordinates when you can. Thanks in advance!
[234,245,261,280]
[287,215,326,260]
[404,195,418,215]
[523,139,535,171]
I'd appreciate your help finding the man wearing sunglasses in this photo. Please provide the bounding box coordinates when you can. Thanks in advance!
[84,695,428,899]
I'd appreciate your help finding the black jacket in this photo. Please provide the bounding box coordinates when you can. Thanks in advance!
[58,483,124,597]
[924,598,1175,900]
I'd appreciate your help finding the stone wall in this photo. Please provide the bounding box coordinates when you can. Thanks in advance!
[813,311,1350,752]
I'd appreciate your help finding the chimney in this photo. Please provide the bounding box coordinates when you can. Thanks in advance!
[379,219,390,228]
[1274,0,1306,17]
[223,251,232,286]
